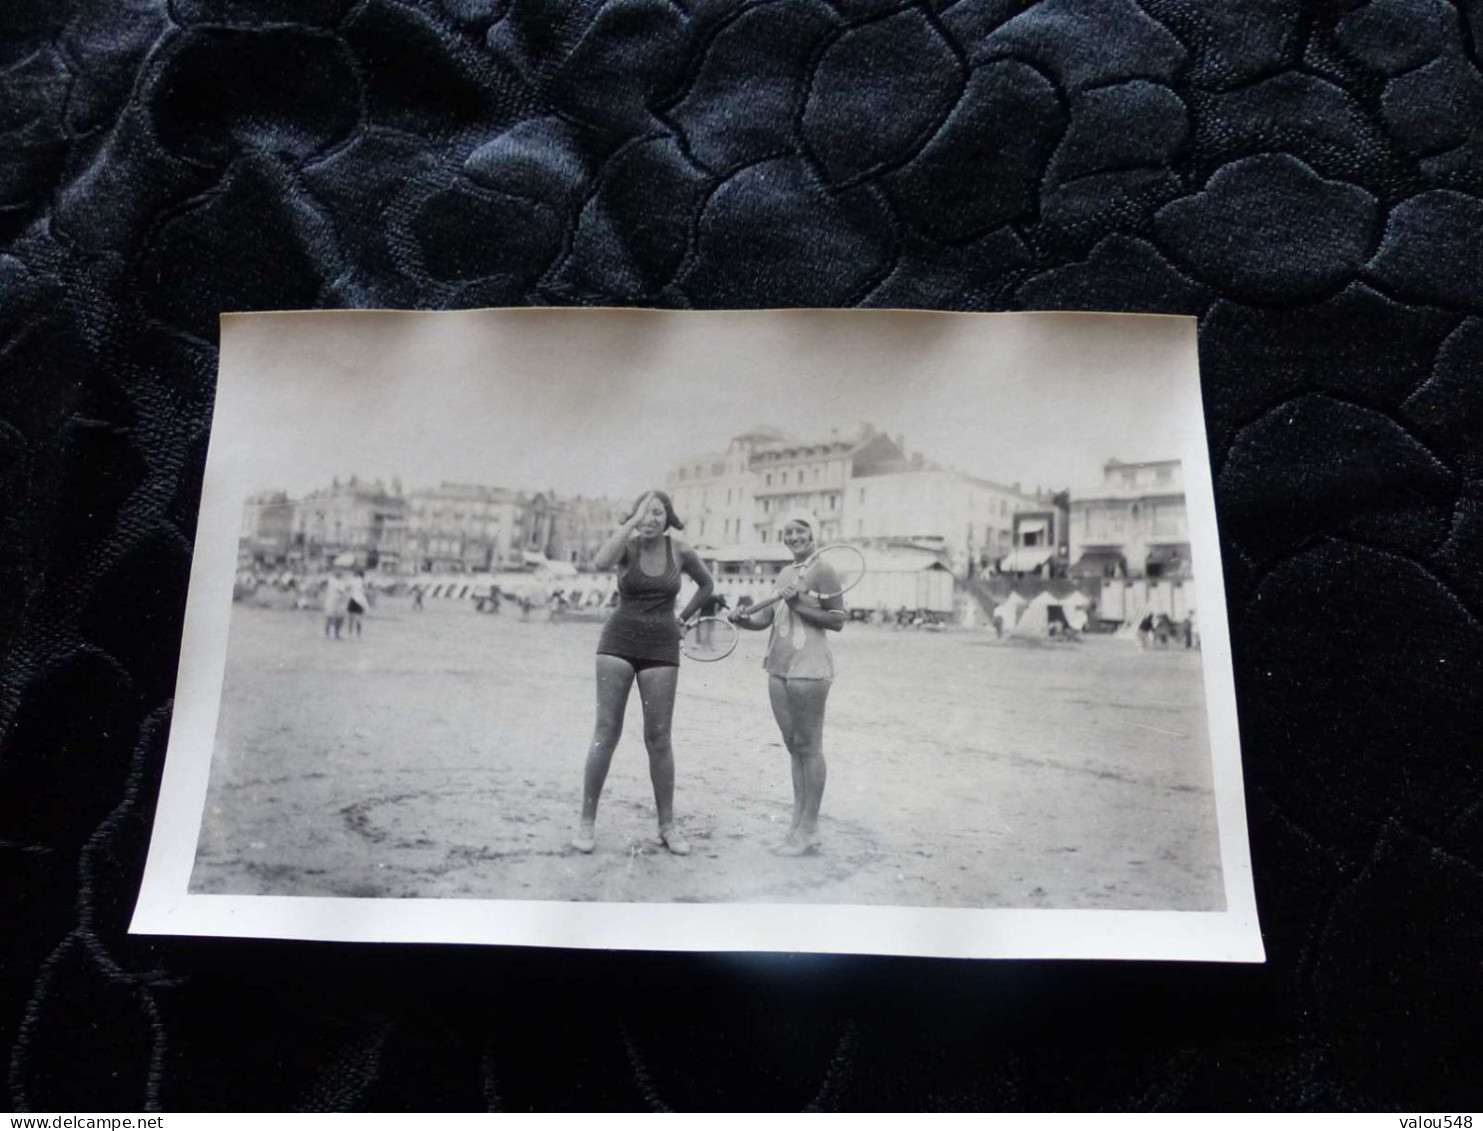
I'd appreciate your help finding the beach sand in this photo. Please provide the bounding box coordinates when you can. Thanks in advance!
[191,599,1224,911]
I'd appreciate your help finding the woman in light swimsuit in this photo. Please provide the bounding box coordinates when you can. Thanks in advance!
[730,511,844,855]
[572,490,714,855]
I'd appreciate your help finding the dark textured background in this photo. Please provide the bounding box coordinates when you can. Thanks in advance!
[3,0,1481,1112]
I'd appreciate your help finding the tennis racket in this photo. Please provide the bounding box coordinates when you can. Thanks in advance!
[742,544,867,617]
[680,616,740,661]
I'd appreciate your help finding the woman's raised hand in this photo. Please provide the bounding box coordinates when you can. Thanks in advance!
[626,492,656,531]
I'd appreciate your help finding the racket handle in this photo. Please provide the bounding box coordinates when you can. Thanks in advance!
[744,592,785,616]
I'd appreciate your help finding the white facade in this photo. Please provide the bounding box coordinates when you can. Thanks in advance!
[1068,458,1189,579]
[750,425,901,544]
[665,429,779,548]
[1068,459,1194,624]
[846,468,1034,575]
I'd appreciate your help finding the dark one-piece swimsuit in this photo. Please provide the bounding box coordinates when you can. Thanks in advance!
[596,535,682,670]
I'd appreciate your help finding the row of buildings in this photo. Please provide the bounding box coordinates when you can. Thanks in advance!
[666,427,1194,620]
[238,479,631,574]
[238,425,1194,615]
[664,424,1057,577]
[663,426,1190,584]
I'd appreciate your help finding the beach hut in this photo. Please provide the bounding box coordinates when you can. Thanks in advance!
[852,550,955,614]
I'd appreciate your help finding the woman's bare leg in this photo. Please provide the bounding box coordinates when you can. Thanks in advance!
[635,662,689,854]
[777,678,830,854]
[768,676,804,833]
[573,655,637,851]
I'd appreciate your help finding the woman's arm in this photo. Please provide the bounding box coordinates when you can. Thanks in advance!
[675,542,714,623]
[785,561,845,632]
[788,598,846,633]
[592,499,648,571]
[730,603,776,630]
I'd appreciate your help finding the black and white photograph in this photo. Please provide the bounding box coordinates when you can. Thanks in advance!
[132,308,1258,959]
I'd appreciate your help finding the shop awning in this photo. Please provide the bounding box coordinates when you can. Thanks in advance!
[1017,518,1048,535]
[1073,549,1126,577]
[1145,544,1190,572]
[999,547,1052,573]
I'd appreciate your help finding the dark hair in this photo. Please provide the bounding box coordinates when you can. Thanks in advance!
[625,489,684,532]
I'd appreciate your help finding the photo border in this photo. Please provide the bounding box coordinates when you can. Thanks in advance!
[131,309,1262,962]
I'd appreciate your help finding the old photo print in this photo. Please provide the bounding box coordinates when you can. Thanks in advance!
[132,309,1261,960]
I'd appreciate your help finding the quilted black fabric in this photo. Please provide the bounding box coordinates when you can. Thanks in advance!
[3,0,1481,1112]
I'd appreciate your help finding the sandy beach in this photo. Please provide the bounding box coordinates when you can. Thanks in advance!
[191,599,1223,911]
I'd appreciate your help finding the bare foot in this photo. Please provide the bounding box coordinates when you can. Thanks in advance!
[658,824,691,856]
[773,830,820,857]
[571,825,596,853]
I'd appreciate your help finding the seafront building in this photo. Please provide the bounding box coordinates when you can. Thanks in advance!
[1067,458,1194,621]
[238,479,629,575]
[666,424,1041,577]
[289,477,407,572]
[238,490,295,567]
[403,482,523,572]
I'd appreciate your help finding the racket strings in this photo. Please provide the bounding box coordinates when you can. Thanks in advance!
[681,616,739,661]
[803,545,867,597]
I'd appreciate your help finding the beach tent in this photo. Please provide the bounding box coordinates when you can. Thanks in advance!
[992,591,1029,631]
[1011,590,1088,638]
[1063,590,1090,631]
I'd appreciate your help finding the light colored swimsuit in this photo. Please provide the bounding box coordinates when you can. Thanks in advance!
[763,562,835,680]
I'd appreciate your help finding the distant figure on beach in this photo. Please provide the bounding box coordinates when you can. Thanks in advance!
[411,585,424,612]
[322,567,350,639]
[571,490,714,857]
[346,570,369,637]
[730,511,844,856]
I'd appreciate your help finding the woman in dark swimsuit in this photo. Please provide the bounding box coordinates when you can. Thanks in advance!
[572,490,714,855]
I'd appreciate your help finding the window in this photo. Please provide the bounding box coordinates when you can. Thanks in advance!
[761,530,769,543]
[713,463,725,477]
[813,467,820,481]
[857,488,866,505]
[781,471,788,485]
[765,473,772,487]
[829,495,837,510]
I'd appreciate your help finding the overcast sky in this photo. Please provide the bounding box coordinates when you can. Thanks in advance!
[214,310,1201,503]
